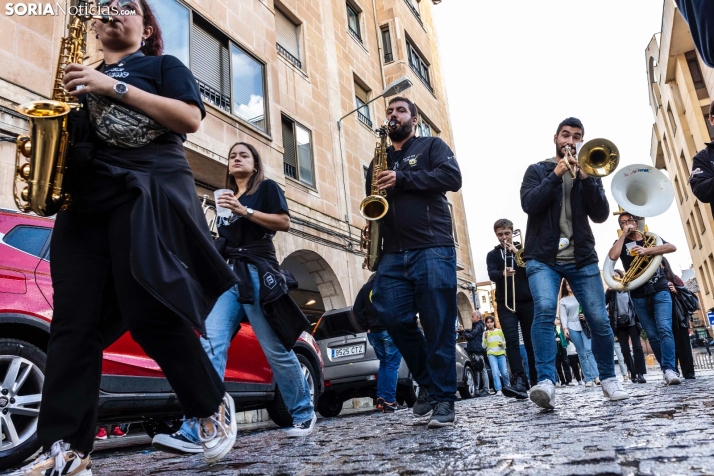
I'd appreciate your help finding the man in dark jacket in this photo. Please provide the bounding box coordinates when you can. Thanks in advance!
[486,218,537,397]
[353,276,404,413]
[520,117,629,410]
[690,100,714,216]
[462,310,490,397]
[369,96,462,428]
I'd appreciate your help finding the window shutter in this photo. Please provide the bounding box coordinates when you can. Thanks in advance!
[191,23,229,96]
[355,83,369,104]
[282,118,297,179]
[275,9,300,60]
[149,0,189,66]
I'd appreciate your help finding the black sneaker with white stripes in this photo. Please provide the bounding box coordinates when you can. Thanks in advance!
[152,431,203,454]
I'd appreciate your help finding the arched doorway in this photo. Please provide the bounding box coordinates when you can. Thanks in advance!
[281,250,347,332]
[457,292,474,330]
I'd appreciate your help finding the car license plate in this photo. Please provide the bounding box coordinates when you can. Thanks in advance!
[332,344,365,358]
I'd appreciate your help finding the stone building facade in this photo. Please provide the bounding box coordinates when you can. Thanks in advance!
[646,0,714,321]
[0,0,475,322]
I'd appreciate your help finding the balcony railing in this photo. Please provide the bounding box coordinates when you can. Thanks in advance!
[348,26,362,43]
[404,0,423,26]
[409,62,433,93]
[284,162,297,179]
[277,43,302,69]
[357,111,372,128]
[197,79,230,114]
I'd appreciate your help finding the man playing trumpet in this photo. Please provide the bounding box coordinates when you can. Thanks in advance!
[520,117,629,410]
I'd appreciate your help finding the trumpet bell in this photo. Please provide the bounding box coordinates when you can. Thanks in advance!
[611,164,674,217]
[577,138,619,177]
[360,195,388,221]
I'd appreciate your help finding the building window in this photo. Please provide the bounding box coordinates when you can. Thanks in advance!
[687,219,696,248]
[152,0,190,67]
[663,133,671,161]
[679,152,689,200]
[381,27,393,63]
[667,105,677,135]
[708,255,714,296]
[155,8,268,132]
[407,39,432,91]
[675,176,684,204]
[346,3,361,42]
[700,265,711,295]
[355,83,372,128]
[275,8,301,69]
[282,116,314,187]
[481,295,486,303]
[691,211,703,248]
[416,114,436,137]
[685,50,709,100]
[695,201,707,233]
[448,202,459,244]
[701,106,714,141]
[404,0,422,24]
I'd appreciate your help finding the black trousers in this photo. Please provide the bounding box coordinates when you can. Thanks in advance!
[555,346,572,384]
[673,320,695,378]
[568,355,582,382]
[496,300,537,382]
[38,200,225,453]
[616,325,647,375]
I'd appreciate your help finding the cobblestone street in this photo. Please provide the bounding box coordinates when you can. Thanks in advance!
[81,370,714,475]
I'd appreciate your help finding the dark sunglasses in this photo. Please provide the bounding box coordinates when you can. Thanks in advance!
[98,0,142,14]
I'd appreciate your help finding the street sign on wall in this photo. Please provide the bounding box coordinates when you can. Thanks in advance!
[708,311,714,326]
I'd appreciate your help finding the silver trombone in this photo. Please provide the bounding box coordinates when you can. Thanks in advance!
[503,229,525,312]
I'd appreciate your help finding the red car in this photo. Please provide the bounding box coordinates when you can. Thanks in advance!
[0,208,324,469]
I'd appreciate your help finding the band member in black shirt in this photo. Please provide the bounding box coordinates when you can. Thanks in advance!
[486,219,537,397]
[608,212,680,385]
[18,2,237,474]
[368,97,462,428]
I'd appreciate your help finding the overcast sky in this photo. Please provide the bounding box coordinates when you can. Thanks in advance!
[433,0,693,283]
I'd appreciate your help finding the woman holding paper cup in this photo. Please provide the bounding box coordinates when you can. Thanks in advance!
[152,142,317,455]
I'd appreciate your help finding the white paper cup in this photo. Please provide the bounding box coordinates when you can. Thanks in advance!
[214,189,233,218]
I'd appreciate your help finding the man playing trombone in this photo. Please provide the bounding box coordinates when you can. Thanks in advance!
[486,219,537,398]
[520,117,630,410]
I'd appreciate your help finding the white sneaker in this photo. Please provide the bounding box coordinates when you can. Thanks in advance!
[495,390,503,396]
[529,380,556,410]
[584,381,594,388]
[566,381,576,386]
[199,393,237,463]
[595,378,601,385]
[285,413,317,437]
[152,430,203,454]
[601,377,630,401]
[663,369,681,386]
[577,380,584,386]
[9,441,92,476]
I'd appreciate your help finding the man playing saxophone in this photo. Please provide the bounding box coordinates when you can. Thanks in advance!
[608,212,680,385]
[367,97,462,428]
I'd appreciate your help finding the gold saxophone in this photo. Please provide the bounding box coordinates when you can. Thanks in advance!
[360,120,394,271]
[14,12,112,216]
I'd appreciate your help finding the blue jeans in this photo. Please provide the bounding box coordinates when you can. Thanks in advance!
[568,329,598,382]
[519,344,530,381]
[526,260,615,384]
[372,247,458,403]
[367,331,402,402]
[632,290,676,372]
[179,264,314,443]
[487,354,509,391]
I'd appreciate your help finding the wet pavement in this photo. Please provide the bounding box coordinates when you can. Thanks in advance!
[78,370,714,475]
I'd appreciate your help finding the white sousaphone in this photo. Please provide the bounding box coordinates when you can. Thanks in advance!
[603,164,674,291]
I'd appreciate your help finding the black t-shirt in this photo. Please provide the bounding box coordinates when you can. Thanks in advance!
[619,236,669,298]
[99,51,206,142]
[217,179,290,247]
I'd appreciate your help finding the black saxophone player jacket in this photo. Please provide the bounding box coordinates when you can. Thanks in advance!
[690,142,714,218]
[365,136,462,254]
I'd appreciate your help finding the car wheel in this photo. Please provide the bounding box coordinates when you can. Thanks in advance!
[142,419,183,439]
[266,354,317,427]
[0,339,45,471]
[458,366,477,399]
[316,392,342,417]
[396,382,417,408]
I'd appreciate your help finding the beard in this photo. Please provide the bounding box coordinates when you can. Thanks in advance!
[388,120,413,142]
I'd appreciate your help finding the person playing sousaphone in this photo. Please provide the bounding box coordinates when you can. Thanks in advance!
[607,212,680,385]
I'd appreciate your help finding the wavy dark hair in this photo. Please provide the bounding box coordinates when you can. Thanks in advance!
[137,0,163,56]
[559,279,572,299]
[225,142,265,196]
[484,315,497,327]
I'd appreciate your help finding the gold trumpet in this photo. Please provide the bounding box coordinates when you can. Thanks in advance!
[563,138,619,179]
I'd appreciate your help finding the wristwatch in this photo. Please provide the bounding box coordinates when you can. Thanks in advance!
[113,81,129,101]
[245,208,254,219]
